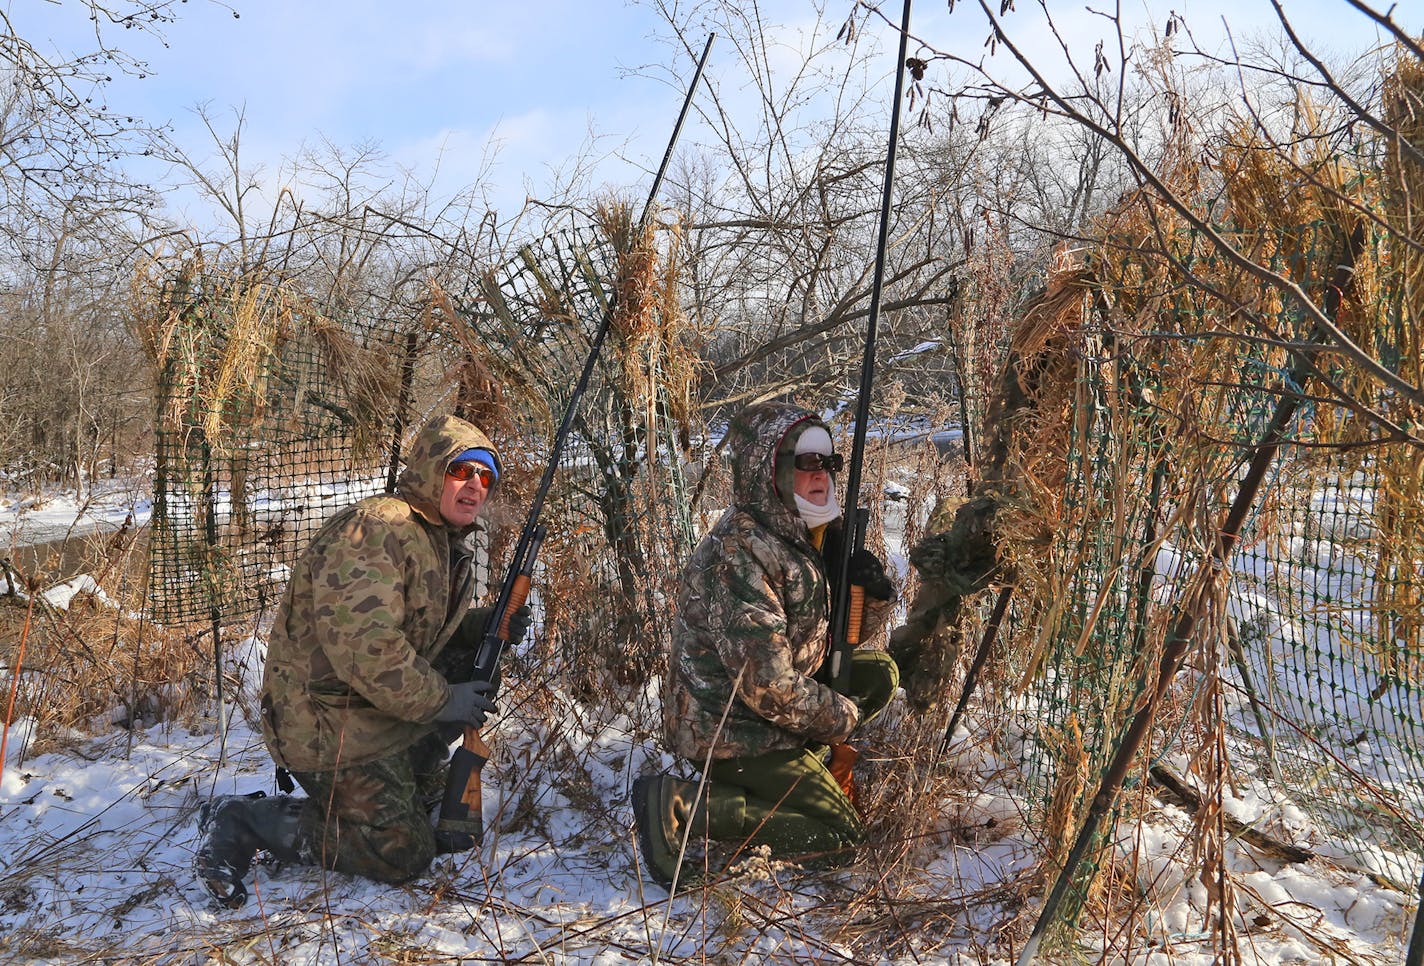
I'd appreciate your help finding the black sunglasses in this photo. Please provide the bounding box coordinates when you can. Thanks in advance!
[793,452,843,473]
[446,461,497,487]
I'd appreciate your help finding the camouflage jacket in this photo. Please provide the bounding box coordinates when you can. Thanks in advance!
[667,402,891,761]
[260,415,498,771]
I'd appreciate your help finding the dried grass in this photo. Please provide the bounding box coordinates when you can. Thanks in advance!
[982,259,1096,620]
[596,202,703,452]
[306,317,404,463]
[1368,47,1424,686]
[131,257,403,465]
[0,542,212,769]
[1383,42,1424,391]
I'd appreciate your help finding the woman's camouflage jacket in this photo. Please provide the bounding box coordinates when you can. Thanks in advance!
[666,402,890,762]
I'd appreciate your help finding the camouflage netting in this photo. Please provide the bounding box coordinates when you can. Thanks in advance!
[134,260,415,626]
[929,58,1424,942]
[447,205,701,706]
[136,206,700,720]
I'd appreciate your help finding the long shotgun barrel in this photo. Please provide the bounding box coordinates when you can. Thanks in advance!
[826,0,912,693]
[434,34,715,853]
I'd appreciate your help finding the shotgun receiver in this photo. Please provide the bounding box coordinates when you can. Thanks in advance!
[432,33,714,852]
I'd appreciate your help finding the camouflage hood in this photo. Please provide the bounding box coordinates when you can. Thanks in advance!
[397,414,500,532]
[727,401,827,548]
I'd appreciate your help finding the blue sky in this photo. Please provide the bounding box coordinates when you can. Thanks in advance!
[17,1,1399,232]
[23,1,685,226]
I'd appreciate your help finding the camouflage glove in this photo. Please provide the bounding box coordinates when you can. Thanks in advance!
[434,680,498,729]
[848,549,894,601]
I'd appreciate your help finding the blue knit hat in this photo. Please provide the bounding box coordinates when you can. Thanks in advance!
[450,448,499,484]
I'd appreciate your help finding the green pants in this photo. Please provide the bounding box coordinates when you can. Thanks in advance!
[698,649,898,865]
[289,731,449,883]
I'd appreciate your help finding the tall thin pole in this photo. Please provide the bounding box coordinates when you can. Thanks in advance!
[937,583,1012,757]
[1405,859,1424,966]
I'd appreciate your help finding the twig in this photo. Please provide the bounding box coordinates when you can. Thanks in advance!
[0,592,38,784]
[1146,763,1312,864]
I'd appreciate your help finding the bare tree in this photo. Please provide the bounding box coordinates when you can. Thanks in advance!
[0,3,197,254]
[0,3,222,489]
[913,0,1421,413]
[640,0,963,421]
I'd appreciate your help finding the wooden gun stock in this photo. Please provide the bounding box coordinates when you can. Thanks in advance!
[828,583,865,807]
[434,548,538,853]
[437,728,491,850]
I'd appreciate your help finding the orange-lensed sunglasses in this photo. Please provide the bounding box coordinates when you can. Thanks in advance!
[446,461,497,487]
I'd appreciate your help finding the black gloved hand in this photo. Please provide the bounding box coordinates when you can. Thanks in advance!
[433,680,498,729]
[848,549,894,601]
[499,603,533,646]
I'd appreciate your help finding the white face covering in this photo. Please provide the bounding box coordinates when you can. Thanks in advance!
[791,422,841,527]
[795,489,842,527]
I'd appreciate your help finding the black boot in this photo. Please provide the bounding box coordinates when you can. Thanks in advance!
[195,792,308,908]
[631,774,704,891]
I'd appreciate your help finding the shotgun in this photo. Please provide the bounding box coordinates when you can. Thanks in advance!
[434,33,715,853]
[434,525,545,852]
[821,0,912,803]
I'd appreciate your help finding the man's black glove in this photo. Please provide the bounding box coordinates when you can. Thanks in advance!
[848,549,894,601]
[454,603,534,654]
[433,680,498,729]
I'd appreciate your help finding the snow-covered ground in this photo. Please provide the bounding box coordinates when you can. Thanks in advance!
[0,479,1416,964]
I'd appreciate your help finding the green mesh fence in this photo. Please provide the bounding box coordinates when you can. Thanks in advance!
[1231,448,1424,886]
[146,281,418,627]
[970,217,1424,928]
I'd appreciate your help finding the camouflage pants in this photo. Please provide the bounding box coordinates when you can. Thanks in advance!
[287,731,450,883]
[698,649,899,864]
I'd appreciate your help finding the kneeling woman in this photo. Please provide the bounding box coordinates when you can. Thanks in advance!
[634,401,899,889]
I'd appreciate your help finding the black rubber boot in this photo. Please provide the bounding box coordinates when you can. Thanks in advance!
[631,774,704,891]
[194,792,308,908]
